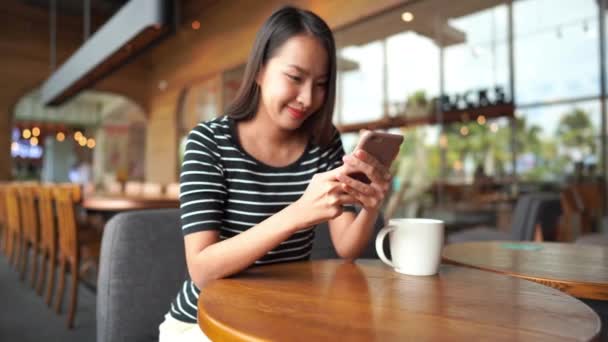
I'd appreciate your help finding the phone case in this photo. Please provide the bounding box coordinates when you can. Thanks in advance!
[348,131,404,184]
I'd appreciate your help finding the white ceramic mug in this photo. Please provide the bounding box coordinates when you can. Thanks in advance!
[375,218,444,276]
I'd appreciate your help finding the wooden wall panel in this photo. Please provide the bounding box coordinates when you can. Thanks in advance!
[0,0,152,180]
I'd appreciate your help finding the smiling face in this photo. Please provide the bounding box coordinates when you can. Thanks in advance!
[255,34,329,132]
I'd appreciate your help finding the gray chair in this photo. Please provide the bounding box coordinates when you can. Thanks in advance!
[97,209,187,342]
[447,193,561,244]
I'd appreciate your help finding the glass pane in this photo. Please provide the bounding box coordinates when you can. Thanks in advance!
[514,0,599,104]
[444,4,510,100]
[443,117,512,183]
[515,100,601,182]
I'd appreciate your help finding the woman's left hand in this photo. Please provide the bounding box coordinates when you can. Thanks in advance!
[335,148,391,212]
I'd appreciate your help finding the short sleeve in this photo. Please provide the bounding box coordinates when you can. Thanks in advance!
[179,124,227,235]
[322,129,357,213]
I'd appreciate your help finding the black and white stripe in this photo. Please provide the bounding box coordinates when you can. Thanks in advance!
[169,115,354,323]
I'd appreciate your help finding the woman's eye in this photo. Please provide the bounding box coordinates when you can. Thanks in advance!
[287,74,302,82]
[316,82,327,88]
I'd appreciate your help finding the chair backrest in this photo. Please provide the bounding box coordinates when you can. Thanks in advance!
[4,185,21,238]
[125,181,143,196]
[35,185,56,252]
[164,183,180,199]
[16,184,39,244]
[52,186,79,258]
[511,193,561,241]
[0,184,7,229]
[142,183,162,198]
[97,209,187,342]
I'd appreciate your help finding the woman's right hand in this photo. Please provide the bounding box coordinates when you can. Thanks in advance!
[291,166,358,228]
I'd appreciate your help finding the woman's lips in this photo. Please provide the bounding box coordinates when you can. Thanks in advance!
[286,107,306,120]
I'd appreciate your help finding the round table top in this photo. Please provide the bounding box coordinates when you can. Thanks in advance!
[197,260,600,341]
[443,241,608,300]
[81,196,179,212]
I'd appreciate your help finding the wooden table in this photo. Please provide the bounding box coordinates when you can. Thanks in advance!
[443,241,608,300]
[197,260,600,341]
[81,196,179,212]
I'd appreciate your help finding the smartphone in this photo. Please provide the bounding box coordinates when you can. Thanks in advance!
[347,131,404,184]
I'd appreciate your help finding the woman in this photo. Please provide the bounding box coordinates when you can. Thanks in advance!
[159,6,392,341]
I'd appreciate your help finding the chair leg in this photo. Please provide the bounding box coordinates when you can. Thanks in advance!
[45,249,56,306]
[14,234,22,269]
[36,248,47,295]
[19,241,28,281]
[55,259,66,314]
[67,263,78,329]
[30,243,39,288]
[6,232,13,263]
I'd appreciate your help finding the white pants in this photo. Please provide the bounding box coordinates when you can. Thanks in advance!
[158,313,211,342]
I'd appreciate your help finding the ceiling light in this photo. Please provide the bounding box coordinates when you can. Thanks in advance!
[401,12,414,22]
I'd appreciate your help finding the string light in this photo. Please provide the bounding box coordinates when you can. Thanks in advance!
[32,127,40,137]
[191,20,201,30]
[23,129,32,139]
[87,138,96,149]
[460,126,469,136]
[56,132,65,142]
[30,137,39,146]
[477,115,486,125]
[74,131,83,141]
[490,123,499,133]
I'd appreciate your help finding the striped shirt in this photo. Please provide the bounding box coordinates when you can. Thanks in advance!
[169,115,354,323]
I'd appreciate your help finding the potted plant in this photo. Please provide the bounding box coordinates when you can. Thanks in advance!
[405,90,430,119]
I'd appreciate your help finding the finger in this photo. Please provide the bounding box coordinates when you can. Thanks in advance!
[343,153,386,185]
[341,183,378,209]
[336,193,359,206]
[336,170,377,197]
[323,164,347,181]
[353,149,391,181]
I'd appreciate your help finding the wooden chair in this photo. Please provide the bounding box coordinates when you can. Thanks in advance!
[52,185,101,329]
[0,183,7,255]
[142,182,162,197]
[165,183,180,199]
[124,181,143,196]
[4,185,22,267]
[573,183,605,232]
[558,188,589,242]
[34,185,58,305]
[16,184,40,286]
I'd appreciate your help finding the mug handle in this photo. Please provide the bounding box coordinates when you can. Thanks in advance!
[375,226,395,268]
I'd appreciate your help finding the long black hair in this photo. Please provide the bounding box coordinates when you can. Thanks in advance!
[224,5,337,147]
